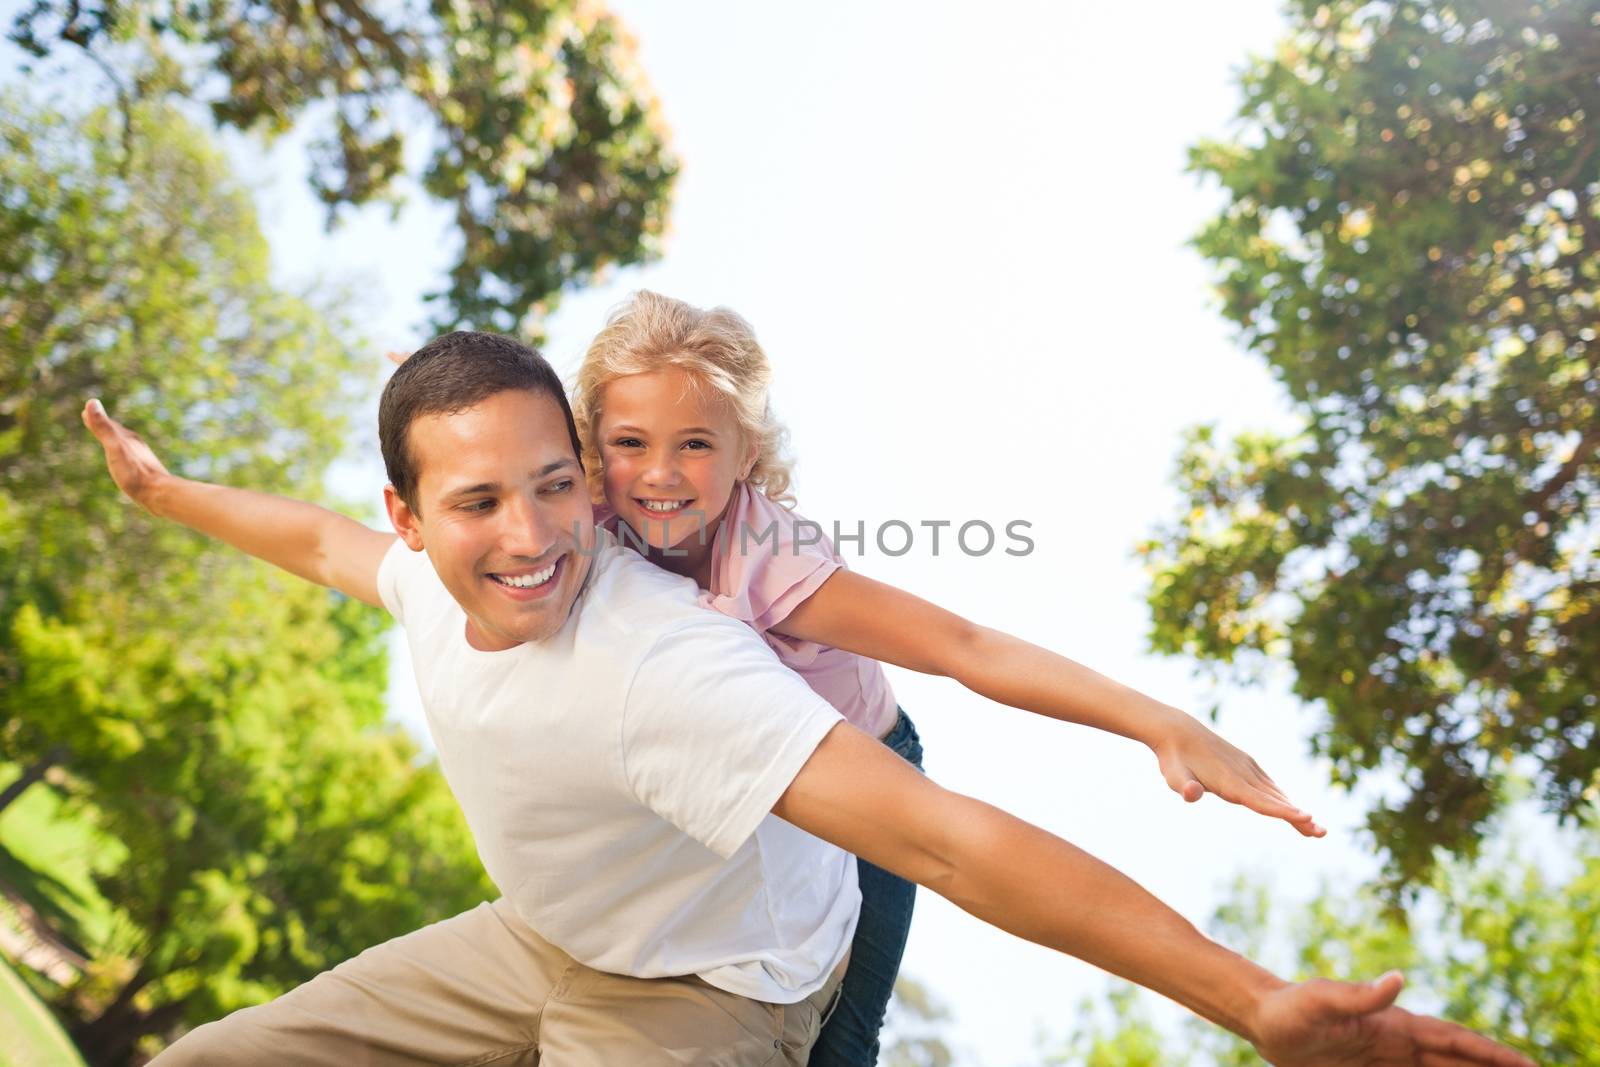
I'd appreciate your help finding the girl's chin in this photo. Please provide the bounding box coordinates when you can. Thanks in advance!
[622,520,709,554]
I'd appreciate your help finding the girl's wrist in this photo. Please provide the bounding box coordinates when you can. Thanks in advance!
[1134,699,1192,751]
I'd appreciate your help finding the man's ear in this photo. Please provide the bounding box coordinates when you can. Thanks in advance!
[384,484,426,551]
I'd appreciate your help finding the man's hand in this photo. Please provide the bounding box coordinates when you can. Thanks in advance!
[1151,713,1326,837]
[1251,972,1535,1066]
[82,398,171,513]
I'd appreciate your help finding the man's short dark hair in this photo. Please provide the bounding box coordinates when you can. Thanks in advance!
[379,331,582,512]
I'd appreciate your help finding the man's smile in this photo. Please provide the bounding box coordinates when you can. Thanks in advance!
[486,556,563,599]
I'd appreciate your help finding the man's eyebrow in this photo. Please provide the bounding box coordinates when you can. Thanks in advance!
[440,460,578,500]
[535,458,580,477]
[442,481,498,500]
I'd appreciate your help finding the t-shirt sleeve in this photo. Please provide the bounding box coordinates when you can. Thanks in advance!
[620,616,846,859]
[708,489,843,634]
[376,537,422,624]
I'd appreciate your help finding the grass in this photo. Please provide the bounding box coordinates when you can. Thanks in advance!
[0,762,122,955]
[0,955,85,1067]
[0,761,123,1067]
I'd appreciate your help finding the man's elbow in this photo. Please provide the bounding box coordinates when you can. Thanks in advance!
[892,788,1002,909]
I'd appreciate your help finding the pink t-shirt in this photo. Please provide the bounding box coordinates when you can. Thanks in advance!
[600,484,900,739]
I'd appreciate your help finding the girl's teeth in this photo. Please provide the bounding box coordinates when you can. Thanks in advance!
[494,563,556,588]
[642,500,688,512]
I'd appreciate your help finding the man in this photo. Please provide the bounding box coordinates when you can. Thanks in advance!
[83,331,1530,1067]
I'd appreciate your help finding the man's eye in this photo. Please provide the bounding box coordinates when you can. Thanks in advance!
[544,479,575,494]
[460,500,494,513]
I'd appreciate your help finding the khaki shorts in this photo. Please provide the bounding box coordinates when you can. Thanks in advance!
[154,897,847,1066]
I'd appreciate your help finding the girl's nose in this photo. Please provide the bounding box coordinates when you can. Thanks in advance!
[642,453,682,487]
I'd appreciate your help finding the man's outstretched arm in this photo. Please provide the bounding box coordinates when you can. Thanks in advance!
[773,723,1533,1067]
[83,399,396,607]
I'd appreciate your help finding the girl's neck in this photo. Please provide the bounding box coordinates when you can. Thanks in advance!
[637,485,741,591]
[642,531,715,588]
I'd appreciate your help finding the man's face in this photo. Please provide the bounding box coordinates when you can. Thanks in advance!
[385,389,597,650]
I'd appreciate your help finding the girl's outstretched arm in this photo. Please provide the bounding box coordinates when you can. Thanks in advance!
[774,570,1324,836]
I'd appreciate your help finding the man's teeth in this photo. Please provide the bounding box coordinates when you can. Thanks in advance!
[492,563,557,588]
[640,499,690,512]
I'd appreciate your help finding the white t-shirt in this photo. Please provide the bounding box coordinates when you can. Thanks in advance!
[376,530,860,1003]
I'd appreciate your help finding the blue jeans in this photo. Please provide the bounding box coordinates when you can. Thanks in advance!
[808,708,924,1067]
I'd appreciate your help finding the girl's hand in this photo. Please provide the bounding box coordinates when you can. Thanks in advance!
[1151,713,1325,837]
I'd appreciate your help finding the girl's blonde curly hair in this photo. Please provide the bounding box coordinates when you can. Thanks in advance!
[572,291,795,506]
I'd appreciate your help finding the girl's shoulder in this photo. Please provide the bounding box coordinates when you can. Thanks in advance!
[717,482,839,564]
[706,482,843,632]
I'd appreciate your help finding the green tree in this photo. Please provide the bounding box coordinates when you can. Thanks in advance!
[11,585,493,1065]
[1043,984,1182,1067]
[0,92,363,797]
[0,92,495,1064]
[1141,0,1599,889]
[9,0,678,334]
[881,976,958,1067]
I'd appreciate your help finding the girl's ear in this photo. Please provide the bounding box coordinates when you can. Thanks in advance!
[739,443,758,481]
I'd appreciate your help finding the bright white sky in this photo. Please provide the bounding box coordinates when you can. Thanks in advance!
[227,2,1402,1062]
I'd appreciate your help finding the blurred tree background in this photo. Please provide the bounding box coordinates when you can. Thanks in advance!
[1141,0,1597,892]
[0,0,676,1060]
[9,0,678,335]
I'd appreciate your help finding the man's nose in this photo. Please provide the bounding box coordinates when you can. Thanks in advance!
[499,493,558,560]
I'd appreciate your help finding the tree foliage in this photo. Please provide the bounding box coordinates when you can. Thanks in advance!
[1141,0,1599,889]
[0,92,493,1065]
[9,0,678,334]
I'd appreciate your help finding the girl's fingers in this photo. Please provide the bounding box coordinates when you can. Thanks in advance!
[1240,788,1324,835]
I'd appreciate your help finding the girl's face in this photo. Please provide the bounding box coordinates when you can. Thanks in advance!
[597,367,756,554]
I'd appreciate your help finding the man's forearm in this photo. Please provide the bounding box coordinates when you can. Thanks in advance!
[778,725,1284,1043]
[148,475,391,606]
[931,793,1284,1041]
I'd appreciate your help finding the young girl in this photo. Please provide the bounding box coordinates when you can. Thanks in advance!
[570,291,1323,1067]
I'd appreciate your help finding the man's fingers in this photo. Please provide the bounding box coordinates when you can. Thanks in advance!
[1316,971,1404,1016]
[83,398,114,439]
[1412,1016,1537,1067]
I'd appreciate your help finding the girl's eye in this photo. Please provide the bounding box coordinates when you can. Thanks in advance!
[612,437,642,449]
[683,439,710,451]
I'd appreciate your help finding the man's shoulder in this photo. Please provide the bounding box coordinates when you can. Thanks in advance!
[377,537,456,629]
[579,538,706,627]
[573,538,777,661]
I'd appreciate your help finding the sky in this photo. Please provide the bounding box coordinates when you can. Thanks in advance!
[6,1,1439,1061]
[225,2,1416,1063]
